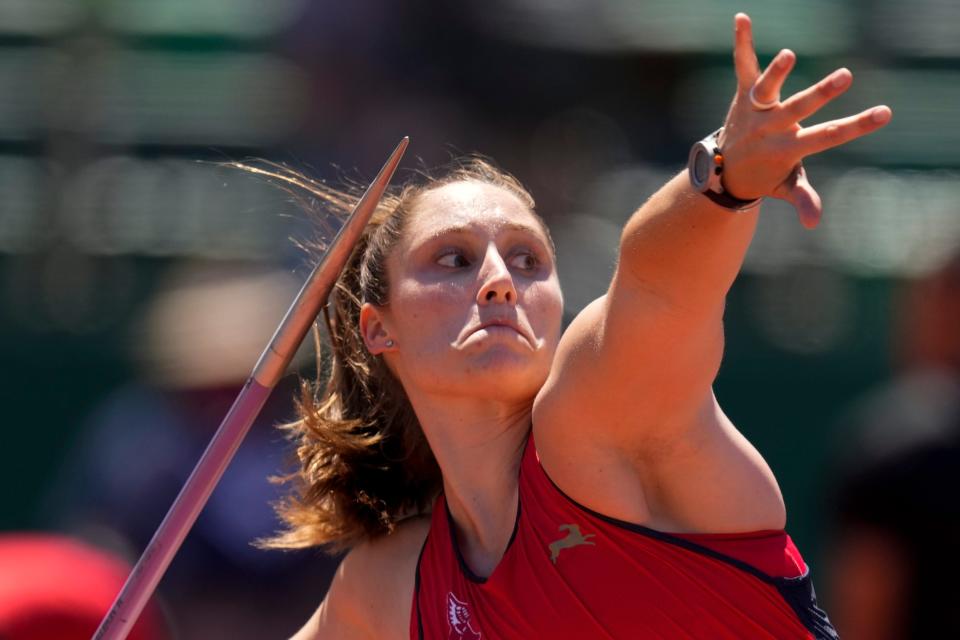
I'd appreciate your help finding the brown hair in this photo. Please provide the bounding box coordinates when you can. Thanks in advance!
[241,155,550,552]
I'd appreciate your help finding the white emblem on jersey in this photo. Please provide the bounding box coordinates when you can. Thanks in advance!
[446,592,481,639]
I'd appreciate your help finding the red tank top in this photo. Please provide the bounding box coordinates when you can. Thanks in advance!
[410,433,837,639]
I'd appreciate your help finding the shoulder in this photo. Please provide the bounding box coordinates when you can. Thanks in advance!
[290,515,431,640]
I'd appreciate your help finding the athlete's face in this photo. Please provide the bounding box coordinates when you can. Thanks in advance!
[361,181,563,403]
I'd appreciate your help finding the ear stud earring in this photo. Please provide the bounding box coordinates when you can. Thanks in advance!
[385,339,395,347]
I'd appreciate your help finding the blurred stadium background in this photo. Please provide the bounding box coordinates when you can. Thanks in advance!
[1,1,958,638]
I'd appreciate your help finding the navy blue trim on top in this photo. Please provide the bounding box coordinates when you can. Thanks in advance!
[537,456,839,639]
[538,458,782,582]
[443,435,529,585]
[775,574,840,639]
[444,495,522,585]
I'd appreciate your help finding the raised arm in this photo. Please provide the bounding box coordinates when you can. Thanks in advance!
[533,13,890,533]
[619,14,889,310]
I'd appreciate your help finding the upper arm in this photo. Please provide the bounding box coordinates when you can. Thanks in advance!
[534,171,753,449]
[289,517,429,640]
[533,273,784,532]
[289,549,379,640]
[536,271,724,448]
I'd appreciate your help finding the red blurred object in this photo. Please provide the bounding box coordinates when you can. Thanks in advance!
[0,534,167,640]
[899,253,960,370]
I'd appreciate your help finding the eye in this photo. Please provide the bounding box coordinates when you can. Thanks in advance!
[437,251,470,268]
[509,252,539,271]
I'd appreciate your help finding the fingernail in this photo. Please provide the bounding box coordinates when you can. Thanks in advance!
[832,70,850,88]
[872,107,891,124]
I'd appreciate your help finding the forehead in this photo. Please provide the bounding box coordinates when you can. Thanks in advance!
[404,181,546,243]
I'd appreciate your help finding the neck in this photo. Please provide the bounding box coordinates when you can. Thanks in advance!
[411,392,531,578]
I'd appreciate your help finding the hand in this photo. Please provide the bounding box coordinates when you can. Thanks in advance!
[718,13,892,229]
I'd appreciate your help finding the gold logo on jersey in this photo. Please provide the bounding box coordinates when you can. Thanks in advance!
[549,524,596,564]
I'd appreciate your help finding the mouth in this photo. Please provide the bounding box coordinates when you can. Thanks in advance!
[472,319,533,346]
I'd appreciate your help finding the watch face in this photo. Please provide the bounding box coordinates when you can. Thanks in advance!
[693,147,712,187]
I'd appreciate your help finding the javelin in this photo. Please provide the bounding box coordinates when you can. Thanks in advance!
[93,137,409,640]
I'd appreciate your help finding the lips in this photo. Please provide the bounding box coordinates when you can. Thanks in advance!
[473,318,532,345]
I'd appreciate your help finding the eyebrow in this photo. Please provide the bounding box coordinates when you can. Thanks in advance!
[426,221,547,240]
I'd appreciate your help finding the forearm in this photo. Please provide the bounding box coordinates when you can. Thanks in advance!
[615,12,889,317]
[618,171,759,316]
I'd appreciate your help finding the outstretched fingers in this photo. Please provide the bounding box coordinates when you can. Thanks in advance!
[795,106,893,156]
[726,12,893,228]
[733,13,760,90]
[751,49,795,107]
[779,68,853,125]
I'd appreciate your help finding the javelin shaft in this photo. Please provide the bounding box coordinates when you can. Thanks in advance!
[93,137,408,640]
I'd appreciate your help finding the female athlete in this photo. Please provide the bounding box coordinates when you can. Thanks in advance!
[271,13,890,639]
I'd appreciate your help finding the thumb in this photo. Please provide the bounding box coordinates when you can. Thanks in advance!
[782,164,823,229]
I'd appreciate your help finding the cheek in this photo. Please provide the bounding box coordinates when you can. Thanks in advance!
[394,278,469,310]
[389,278,472,335]
[526,279,564,324]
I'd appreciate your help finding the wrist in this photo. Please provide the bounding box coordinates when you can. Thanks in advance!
[688,128,761,211]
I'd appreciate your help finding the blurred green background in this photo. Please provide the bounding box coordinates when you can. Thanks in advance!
[1,1,958,638]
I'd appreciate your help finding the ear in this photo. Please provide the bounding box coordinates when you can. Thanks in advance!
[359,302,396,355]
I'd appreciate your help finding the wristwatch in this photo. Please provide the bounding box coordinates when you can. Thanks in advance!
[688,129,761,211]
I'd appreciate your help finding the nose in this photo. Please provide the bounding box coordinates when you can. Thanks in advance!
[477,246,517,306]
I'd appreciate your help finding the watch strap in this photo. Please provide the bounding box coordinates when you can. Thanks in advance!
[701,186,761,211]
[690,128,762,212]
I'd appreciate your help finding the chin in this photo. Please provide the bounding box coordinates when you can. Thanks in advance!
[460,350,549,400]
[400,341,555,402]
